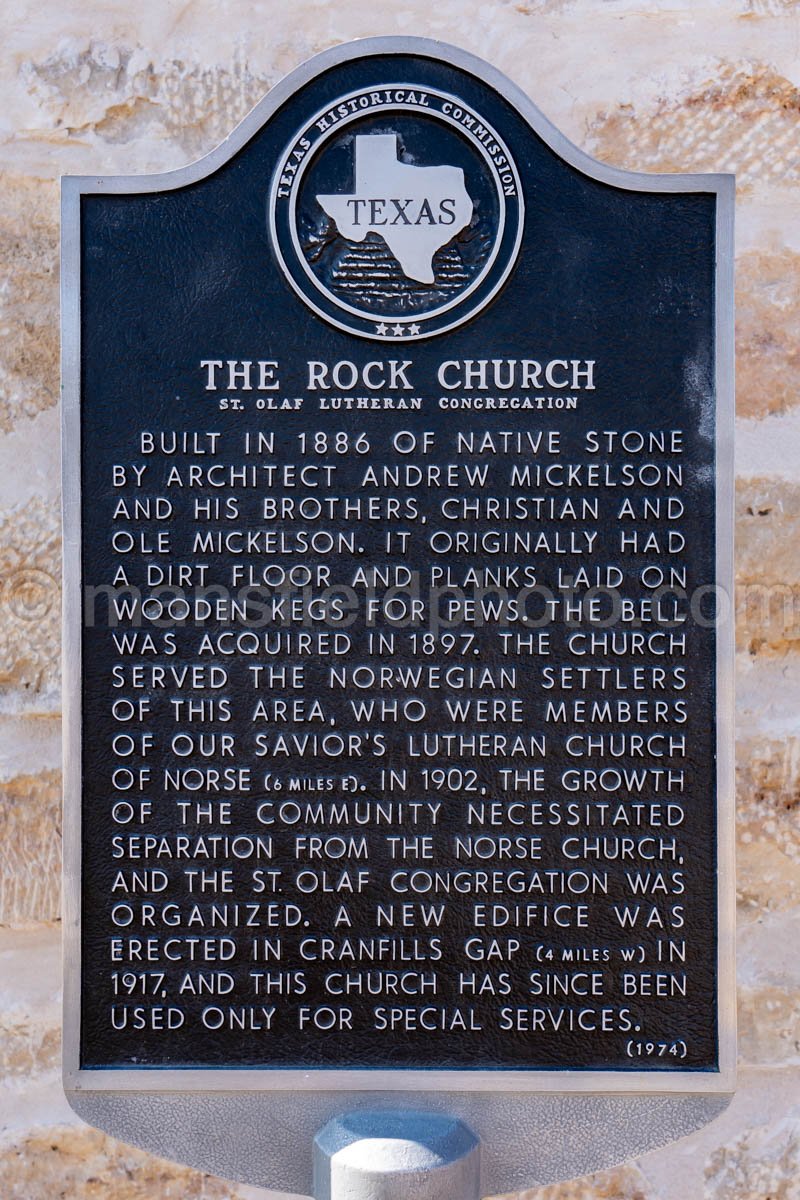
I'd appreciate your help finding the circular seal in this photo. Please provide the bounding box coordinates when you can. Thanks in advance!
[269,85,524,341]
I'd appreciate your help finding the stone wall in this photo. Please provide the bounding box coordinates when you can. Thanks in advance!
[0,2,798,1196]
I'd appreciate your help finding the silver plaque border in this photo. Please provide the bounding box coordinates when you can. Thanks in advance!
[62,36,735,1109]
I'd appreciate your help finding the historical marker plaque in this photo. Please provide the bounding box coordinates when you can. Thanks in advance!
[62,36,735,1193]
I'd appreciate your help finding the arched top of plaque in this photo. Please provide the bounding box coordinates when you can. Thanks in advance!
[62,36,735,1199]
[62,37,734,343]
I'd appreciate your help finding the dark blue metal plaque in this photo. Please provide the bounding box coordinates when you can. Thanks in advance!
[62,39,734,1186]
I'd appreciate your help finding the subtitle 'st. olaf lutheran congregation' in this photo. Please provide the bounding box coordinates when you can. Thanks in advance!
[60,36,735,1199]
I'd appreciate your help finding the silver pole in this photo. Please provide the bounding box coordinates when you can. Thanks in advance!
[313,1110,481,1200]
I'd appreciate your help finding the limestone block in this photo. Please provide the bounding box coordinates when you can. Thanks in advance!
[0,712,60,781]
[738,979,800,1067]
[0,1126,244,1200]
[735,478,800,655]
[0,926,60,1080]
[0,769,61,924]
[2,16,799,187]
[512,1163,651,1200]
[0,175,59,434]
[633,1067,800,1199]
[736,832,800,922]
[737,909,800,1065]
[8,36,335,177]
[0,494,60,713]
[704,1116,800,1199]
[736,725,800,927]
[737,479,800,585]
[744,0,796,13]
[735,593,800,658]
[0,1009,60,1081]
[739,985,800,1066]
[736,251,800,419]
[586,61,800,189]
[735,655,800,924]
[0,405,60,517]
[737,410,800,486]
[18,42,283,162]
[737,734,800,866]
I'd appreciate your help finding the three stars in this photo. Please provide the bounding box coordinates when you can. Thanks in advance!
[375,322,422,337]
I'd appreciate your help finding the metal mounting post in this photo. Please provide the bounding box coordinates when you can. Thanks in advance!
[313,1110,481,1200]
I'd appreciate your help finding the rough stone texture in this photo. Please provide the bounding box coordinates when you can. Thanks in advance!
[0,494,61,713]
[515,1165,650,1200]
[0,2,797,1198]
[0,1003,60,1083]
[19,44,281,161]
[0,175,59,435]
[0,927,61,1082]
[633,1068,800,1198]
[735,477,800,655]
[736,830,800,921]
[737,478,800,584]
[736,588,800,658]
[0,769,61,924]
[737,735,800,867]
[587,61,800,190]
[704,1117,800,1199]
[736,904,800,1065]
[736,251,800,420]
[0,712,61,782]
[0,1127,243,1199]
